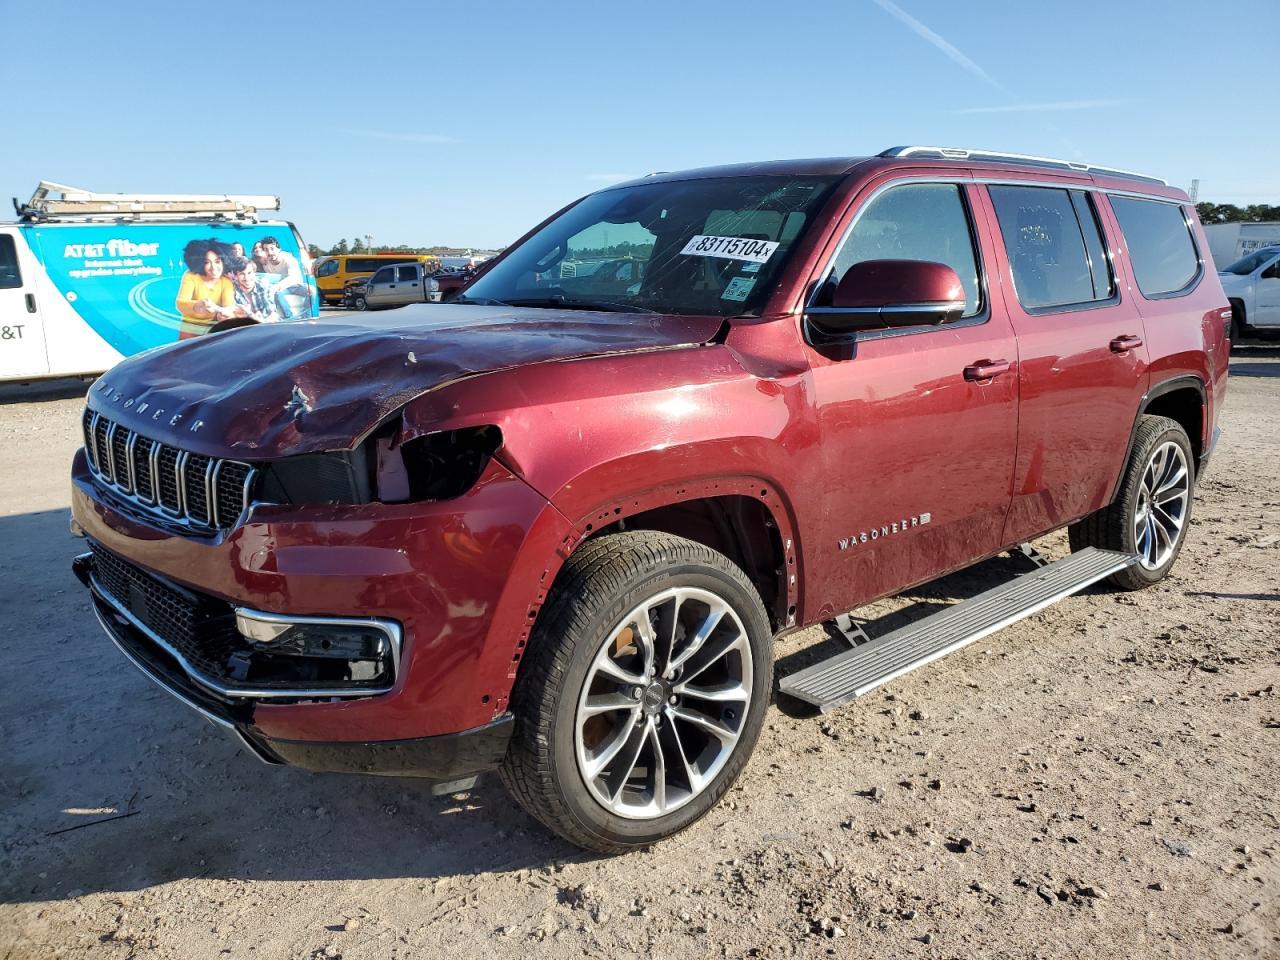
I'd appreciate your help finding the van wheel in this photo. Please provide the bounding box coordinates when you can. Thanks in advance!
[500,532,773,854]
[1068,415,1194,590]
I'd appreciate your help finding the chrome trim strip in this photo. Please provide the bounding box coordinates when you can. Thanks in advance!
[103,421,118,484]
[87,568,400,699]
[147,440,161,504]
[175,450,189,517]
[241,466,256,516]
[85,412,100,471]
[202,457,216,525]
[124,430,139,494]
[210,460,223,528]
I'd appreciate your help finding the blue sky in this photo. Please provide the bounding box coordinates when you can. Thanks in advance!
[2,0,1275,250]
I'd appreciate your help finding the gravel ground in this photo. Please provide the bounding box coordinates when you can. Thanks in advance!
[1,351,1277,960]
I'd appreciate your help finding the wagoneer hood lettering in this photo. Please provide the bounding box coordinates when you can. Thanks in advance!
[88,304,723,457]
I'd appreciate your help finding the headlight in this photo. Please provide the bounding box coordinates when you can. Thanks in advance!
[427,278,440,292]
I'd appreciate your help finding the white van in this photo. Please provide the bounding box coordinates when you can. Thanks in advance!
[0,182,318,382]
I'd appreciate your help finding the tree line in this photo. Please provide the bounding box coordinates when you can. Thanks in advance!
[1196,203,1280,224]
[306,238,498,258]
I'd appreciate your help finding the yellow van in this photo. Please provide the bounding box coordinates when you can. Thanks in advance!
[314,254,439,305]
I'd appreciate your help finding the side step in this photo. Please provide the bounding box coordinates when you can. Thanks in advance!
[779,547,1136,712]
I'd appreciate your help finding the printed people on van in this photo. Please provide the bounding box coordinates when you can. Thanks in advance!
[175,239,236,338]
[256,236,312,320]
[226,256,280,324]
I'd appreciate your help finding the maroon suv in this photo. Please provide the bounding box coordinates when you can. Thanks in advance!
[72,146,1230,853]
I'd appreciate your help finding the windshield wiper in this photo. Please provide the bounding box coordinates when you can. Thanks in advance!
[500,296,658,314]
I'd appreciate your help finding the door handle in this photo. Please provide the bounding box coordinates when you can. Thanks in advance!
[1110,335,1144,353]
[25,293,36,313]
[963,359,1010,381]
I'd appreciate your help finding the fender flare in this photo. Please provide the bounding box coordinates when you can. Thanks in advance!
[1109,374,1206,503]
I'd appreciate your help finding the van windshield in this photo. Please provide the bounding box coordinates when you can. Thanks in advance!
[460,175,839,317]
[1221,248,1280,275]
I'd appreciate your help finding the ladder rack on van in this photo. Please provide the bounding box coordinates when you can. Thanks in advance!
[878,146,1168,186]
[14,181,282,222]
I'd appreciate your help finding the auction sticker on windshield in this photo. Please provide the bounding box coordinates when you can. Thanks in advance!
[680,235,779,264]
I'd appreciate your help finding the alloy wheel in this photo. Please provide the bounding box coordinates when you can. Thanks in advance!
[574,587,753,820]
[1133,440,1190,570]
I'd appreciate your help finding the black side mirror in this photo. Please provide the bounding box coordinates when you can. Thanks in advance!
[808,259,967,336]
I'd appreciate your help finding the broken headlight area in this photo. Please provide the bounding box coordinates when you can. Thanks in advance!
[374,425,503,503]
[252,425,502,508]
[232,611,400,690]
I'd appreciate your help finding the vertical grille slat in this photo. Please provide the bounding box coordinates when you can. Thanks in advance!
[80,410,255,533]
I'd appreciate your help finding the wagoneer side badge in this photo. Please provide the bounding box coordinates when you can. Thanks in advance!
[838,512,932,551]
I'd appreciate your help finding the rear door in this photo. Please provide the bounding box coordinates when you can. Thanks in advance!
[0,228,50,379]
[978,182,1149,542]
[366,265,395,306]
[1255,255,1280,327]
[391,264,423,305]
[805,178,1020,612]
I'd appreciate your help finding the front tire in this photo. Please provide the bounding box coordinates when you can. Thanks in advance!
[500,532,773,854]
[351,294,368,311]
[1068,415,1194,590]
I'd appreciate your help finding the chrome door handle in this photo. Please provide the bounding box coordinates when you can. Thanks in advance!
[963,359,1011,381]
[1110,335,1144,353]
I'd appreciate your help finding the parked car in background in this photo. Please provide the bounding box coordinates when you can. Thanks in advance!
[1219,246,1280,339]
[345,261,441,310]
[314,253,440,306]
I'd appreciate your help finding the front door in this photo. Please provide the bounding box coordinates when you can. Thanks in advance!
[366,265,395,307]
[978,182,1150,543]
[806,180,1019,617]
[0,230,50,379]
[1255,256,1280,327]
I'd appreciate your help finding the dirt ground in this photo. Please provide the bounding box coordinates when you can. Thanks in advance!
[1,351,1277,960]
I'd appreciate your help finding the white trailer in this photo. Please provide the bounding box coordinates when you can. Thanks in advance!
[1203,221,1280,268]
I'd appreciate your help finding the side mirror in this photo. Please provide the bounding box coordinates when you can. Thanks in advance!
[808,259,967,336]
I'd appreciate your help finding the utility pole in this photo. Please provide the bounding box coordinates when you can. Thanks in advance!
[365,233,374,254]
[1189,179,1200,202]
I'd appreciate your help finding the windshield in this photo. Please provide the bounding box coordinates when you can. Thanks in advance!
[1221,248,1280,275]
[462,175,839,317]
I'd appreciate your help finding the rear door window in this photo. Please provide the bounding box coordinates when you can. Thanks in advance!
[1108,197,1200,297]
[827,182,983,317]
[988,185,1114,310]
[0,235,22,289]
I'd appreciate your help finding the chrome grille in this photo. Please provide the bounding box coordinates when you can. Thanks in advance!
[82,410,257,532]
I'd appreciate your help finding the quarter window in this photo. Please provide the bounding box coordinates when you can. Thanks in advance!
[989,185,1114,310]
[827,183,983,317]
[1109,197,1199,297]
[0,235,21,289]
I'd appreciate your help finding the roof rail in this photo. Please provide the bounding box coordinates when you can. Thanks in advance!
[878,146,1168,187]
[14,181,282,222]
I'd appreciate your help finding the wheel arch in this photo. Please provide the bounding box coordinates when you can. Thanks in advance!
[563,479,801,635]
[1111,375,1206,502]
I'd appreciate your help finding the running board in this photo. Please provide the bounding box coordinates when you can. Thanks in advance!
[779,547,1136,712]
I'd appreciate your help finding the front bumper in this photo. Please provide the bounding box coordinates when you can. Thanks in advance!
[76,547,514,779]
[70,448,573,745]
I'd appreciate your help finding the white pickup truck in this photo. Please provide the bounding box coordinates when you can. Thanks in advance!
[1219,246,1280,339]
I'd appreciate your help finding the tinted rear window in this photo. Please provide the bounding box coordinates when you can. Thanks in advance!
[1109,197,1199,297]
[989,185,1114,310]
[0,234,21,289]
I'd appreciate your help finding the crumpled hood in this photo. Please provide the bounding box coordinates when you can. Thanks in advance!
[88,304,723,458]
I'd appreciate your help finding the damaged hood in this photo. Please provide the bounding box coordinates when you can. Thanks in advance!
[88,304,724,458]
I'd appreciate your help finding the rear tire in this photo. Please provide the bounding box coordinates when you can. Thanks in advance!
[500,532,773,854]
[1068,415,1194,590]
